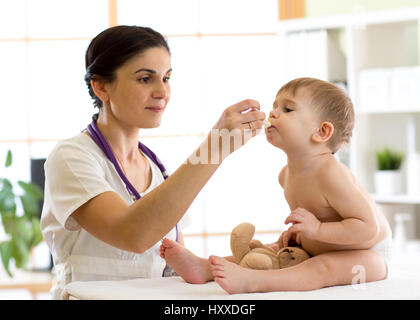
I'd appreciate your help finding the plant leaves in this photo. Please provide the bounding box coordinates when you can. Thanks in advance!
[0,191,16,217]
[1,150,42,275]
[0,179,16,215]
[17,181,43,200]
[376,148,404,170]
[18,181,43,219]
[5,150,12,168]
[0,241,13,277]
[30,217,43,247]
[11,236,30,269]
[14,217,33,245]
[0,212,15,234]
[20,194,39,219]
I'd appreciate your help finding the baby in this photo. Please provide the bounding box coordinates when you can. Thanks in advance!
[160,77,392,294]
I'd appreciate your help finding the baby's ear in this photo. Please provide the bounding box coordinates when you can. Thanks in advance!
[311,121,334,143]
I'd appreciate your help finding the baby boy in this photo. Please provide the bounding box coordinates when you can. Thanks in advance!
[160,77,392,294]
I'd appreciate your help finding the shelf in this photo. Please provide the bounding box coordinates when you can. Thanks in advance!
[373,194,420,205]
[0,268,53,298]
[277,7,420,33]
[357,107,420,115]
[278,8,420,208]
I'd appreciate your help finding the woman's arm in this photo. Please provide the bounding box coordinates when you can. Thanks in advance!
[72,99,265,253]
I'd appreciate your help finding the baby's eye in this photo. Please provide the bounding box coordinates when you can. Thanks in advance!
[283,106,292,113]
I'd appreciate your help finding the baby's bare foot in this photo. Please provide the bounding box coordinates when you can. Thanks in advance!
[160,238,212,284]
[209,255,256,294]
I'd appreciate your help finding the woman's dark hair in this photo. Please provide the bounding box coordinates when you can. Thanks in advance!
[84,25,170,109]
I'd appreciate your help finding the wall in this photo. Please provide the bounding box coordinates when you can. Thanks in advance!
[305,0,420,17]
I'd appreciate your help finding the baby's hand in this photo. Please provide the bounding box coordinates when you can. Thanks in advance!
[284,208,321,244]
[280,229,302,248]
[265,232,287,252]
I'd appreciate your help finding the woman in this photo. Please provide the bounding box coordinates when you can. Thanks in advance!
[40,25,265,299]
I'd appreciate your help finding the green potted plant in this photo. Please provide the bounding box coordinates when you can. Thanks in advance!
[374,147,404,195]
[0,150,44,277]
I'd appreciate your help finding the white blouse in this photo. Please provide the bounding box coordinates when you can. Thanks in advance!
[40,132,189,299]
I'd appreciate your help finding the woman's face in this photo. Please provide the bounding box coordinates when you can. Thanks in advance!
[104,46,172,129]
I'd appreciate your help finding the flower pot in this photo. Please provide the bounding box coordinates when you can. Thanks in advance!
[374,170,404,195]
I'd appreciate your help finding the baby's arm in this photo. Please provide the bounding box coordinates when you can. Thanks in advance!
[286,161,378,246]
[318,162,378,244]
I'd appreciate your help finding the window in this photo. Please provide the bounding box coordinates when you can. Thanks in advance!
[1,0,288,259]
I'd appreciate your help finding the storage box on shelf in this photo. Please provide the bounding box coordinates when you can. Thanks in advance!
[358,68,393,112]
[358,67,420,113]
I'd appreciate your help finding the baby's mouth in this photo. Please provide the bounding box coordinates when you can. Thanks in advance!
[264,118,276,131]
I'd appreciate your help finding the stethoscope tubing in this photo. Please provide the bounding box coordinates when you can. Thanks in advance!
[86,117,179,242]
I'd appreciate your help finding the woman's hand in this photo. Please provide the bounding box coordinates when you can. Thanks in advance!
[212,99,265,131]
[282,208,321,247]
[207,99,265,162]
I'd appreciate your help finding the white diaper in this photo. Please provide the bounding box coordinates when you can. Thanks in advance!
[370,235,393,277]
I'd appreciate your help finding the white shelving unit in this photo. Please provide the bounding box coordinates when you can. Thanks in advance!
[277,7,420,239]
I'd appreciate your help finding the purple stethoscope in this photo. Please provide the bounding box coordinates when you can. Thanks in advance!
[86,116,178,242]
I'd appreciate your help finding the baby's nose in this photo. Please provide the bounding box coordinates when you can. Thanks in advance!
[269,110,277,118]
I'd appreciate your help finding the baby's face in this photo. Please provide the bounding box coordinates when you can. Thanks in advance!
[265,87,320,152]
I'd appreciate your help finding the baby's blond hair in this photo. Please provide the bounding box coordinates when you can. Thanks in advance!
[278,77,355,153]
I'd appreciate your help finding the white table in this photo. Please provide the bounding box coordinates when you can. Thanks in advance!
[62,252,420,300]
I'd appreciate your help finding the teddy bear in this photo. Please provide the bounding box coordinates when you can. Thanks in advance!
[230,222,311,270]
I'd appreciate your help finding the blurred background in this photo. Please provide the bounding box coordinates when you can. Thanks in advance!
[1,0,420,298]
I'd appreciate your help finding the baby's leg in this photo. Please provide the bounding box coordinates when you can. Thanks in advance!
[160,238,236,284]
[160,238,213,284]
[210,249,387,294]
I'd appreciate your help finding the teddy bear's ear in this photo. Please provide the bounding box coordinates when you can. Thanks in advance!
[278,247,291,254]
[278,247,311,269]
